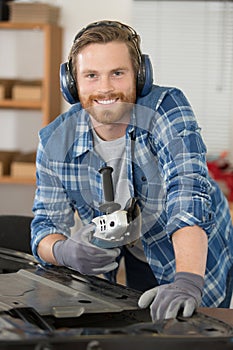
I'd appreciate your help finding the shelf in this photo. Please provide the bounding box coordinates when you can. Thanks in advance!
[0,22,54,30]
[0,22,62,124]
[0,22,62,186]
[0,99,42,110]
[0,176,36,185]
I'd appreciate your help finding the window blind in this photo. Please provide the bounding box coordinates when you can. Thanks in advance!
[133,1,233,158]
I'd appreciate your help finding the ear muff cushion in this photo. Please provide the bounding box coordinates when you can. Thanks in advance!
[137,54,153,97]
[60,61,79,104]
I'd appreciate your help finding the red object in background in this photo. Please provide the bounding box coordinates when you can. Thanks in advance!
[207,152,233,201]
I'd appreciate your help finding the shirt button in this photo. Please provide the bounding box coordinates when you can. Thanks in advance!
[141,176,147,182]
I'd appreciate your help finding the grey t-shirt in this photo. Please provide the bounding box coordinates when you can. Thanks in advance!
[92,129,147,262]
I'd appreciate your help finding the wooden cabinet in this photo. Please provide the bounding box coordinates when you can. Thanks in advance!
[0,22,62,185]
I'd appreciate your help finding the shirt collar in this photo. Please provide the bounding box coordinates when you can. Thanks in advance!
[71,108,138,159]
[72,109,94,159]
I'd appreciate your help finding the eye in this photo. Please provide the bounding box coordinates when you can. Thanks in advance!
[87,73,97,79]
[113,70,124,77]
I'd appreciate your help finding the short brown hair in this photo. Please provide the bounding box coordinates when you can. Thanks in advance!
[69,21,142,81]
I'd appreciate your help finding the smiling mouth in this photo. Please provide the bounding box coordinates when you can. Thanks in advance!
[95,98,119,105]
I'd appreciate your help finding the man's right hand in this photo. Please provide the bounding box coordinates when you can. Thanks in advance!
[52,224,121,275]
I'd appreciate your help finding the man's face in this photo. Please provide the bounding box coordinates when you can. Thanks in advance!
[75,41,137,125]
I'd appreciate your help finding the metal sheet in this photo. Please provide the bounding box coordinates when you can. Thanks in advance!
[0,266,141,316]
[0,252,232,349]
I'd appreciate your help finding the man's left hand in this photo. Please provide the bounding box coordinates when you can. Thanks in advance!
[138,272,204,321]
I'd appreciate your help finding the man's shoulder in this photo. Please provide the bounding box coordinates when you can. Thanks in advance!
[39,103,83,145]
[136,84,189,111]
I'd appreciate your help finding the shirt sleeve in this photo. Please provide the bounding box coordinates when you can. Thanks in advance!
[154,87,215,237]
[31,140,75,264]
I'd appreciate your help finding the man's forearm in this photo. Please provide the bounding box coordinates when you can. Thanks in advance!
[38,233,67,264]
[172,225,208,277]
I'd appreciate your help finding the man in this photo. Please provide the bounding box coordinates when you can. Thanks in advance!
[31,20,233,321]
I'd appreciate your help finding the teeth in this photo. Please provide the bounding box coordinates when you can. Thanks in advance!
[97,99,116,105]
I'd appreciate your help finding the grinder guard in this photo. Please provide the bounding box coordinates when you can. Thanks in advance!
[91,198,141,248]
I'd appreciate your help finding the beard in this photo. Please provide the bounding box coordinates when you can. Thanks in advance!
[79,89,137,125]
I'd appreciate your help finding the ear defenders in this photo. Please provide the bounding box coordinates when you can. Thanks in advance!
[60,21,153,104]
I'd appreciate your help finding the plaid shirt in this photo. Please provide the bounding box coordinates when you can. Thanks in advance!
[31,86,233,307]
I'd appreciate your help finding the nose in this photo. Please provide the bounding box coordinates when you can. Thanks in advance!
[97,75,114,94]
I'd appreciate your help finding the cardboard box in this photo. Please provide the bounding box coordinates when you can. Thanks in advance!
[9,3,60,24]
[11,162,36,178]
[0,85,4,100]
[12,81,42,101]
[11,151,36,178]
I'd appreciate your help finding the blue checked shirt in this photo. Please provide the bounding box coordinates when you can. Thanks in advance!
[31,85,233,307]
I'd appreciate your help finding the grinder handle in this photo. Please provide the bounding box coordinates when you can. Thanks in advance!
[98,166,121,214]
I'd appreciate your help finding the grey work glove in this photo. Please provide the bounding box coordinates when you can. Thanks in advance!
[52,223,121,275]
[138,272,204,321]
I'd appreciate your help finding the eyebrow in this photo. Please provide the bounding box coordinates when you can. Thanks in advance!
[81,67,129,74]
